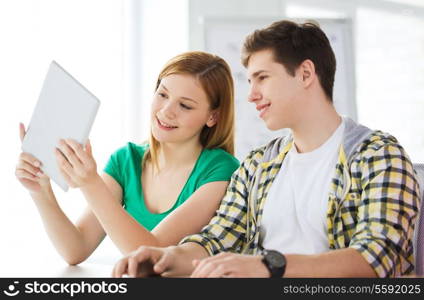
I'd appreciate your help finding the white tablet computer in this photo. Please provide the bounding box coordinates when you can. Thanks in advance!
[22,61,100,191]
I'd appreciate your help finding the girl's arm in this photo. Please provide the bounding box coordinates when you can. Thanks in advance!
[16,124,107,265]
[44,170,124,264]
[58,138,228,254]
[34,188,107,265]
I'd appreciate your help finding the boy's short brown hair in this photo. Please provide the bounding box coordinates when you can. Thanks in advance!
[242,20,336,101]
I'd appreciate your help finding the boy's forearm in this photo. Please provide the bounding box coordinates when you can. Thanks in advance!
[170,242,210,276]
[284,248,376,278]
[179,242,210,260]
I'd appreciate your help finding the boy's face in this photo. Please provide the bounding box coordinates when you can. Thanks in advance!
[246,49,303,131]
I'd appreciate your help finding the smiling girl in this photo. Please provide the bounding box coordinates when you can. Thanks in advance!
[15,51,239,265]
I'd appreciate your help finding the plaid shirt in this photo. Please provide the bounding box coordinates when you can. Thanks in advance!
[181,120,420,277]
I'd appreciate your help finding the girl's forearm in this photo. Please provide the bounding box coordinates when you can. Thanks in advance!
[80,176,159,254]
[31,187,92,264]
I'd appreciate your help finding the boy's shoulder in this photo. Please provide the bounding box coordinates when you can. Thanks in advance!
[341,117,404,161]
[242,135,292,166]
[350,130,403,161]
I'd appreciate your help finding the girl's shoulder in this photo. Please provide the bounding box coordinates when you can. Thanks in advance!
[199,148,240,169]
[111,142,149,158]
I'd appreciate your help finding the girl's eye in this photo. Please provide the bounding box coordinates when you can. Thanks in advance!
[259,75,268,81]
[158,92,167,98]
[180,103,192,110]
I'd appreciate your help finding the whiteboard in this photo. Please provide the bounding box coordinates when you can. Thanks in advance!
[202,18,356,160]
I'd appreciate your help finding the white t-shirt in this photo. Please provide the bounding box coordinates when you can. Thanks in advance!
[260,119,345,255]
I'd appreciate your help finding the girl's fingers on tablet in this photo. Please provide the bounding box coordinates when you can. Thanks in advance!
[16,160,41,177]
[58,139,83,168]
[19,152,42,168]
[56,156,77,188]
[15,169,38,181]
[85,139,92,156]
[19,123,26,142]
[65,139,90,163]
[56,148,74,175]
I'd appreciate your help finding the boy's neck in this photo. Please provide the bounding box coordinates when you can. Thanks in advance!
[291,100,342,154]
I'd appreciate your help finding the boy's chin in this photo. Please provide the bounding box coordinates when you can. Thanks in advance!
[264,121,285,131]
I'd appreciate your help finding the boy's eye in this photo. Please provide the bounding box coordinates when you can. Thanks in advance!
[259,75,268,81]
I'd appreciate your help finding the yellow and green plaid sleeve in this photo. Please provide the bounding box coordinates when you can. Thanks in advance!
[349,140,420,277]
[179,149,264,256]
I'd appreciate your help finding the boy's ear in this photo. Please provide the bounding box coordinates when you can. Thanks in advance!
[299,59,315,87]
[206,111,219,128]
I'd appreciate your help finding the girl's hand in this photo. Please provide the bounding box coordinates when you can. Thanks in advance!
[15,123,51,194]
[55,138,99,188]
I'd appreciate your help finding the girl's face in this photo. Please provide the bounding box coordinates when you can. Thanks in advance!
[151,73,217,145]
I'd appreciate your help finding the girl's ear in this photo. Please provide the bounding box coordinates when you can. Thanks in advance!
[206,111,219,128]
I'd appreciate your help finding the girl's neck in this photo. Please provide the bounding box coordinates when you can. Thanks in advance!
[155,139,203,172]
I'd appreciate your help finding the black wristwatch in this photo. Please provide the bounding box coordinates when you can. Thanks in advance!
[261,249,287,278]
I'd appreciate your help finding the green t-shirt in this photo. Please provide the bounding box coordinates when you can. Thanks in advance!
[103,143,239,231]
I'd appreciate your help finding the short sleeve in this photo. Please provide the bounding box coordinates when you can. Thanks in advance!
[103,145,129,187]
[197,149,240,187]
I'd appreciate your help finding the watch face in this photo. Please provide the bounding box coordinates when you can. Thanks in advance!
[267,250,285,268]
